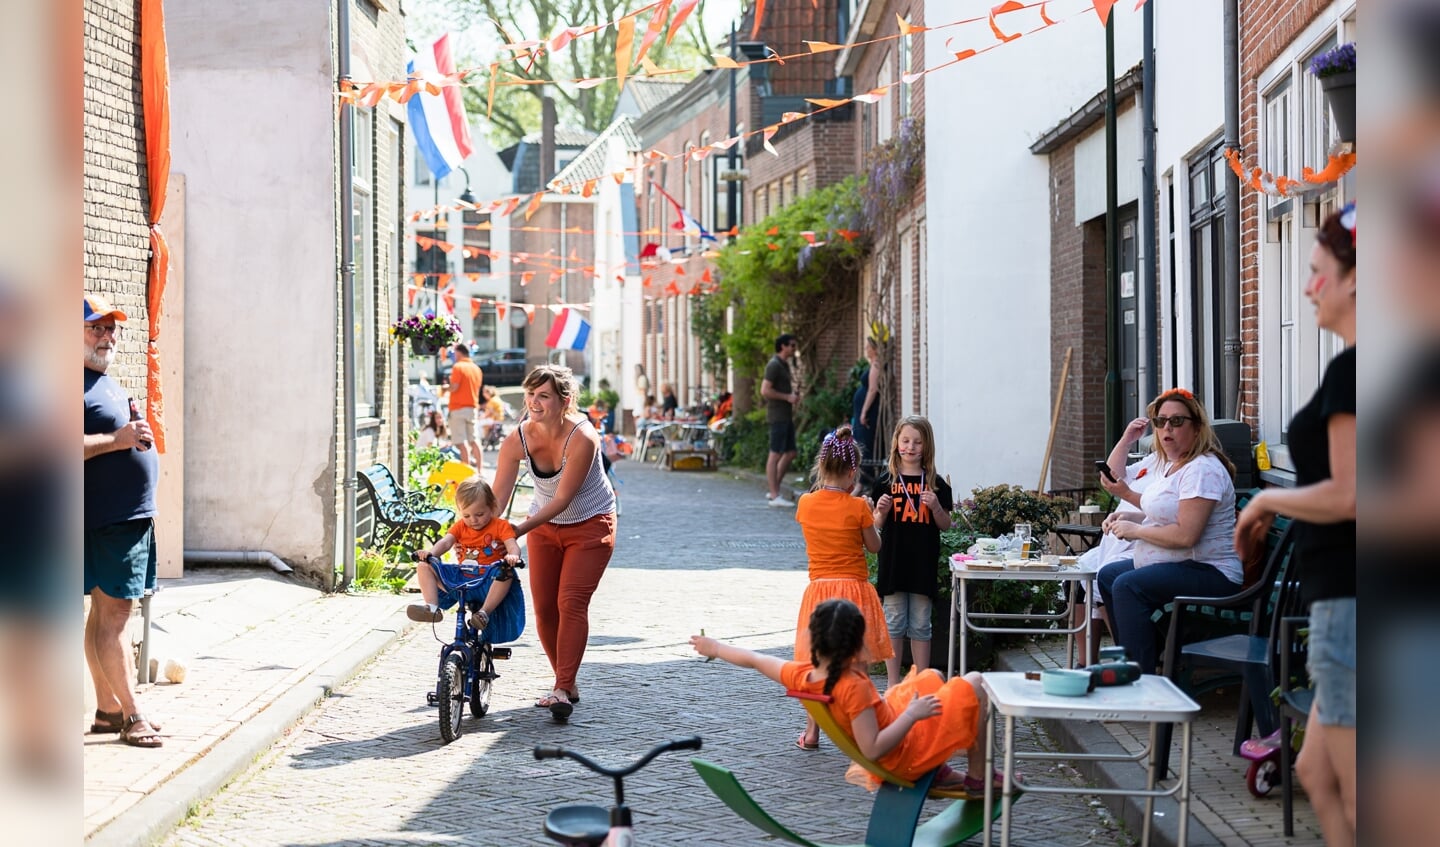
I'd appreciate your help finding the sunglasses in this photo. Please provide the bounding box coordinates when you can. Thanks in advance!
[86,323,121,337]
[1151,415,1193,430]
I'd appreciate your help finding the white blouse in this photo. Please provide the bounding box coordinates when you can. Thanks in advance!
[1131,453,1242,583]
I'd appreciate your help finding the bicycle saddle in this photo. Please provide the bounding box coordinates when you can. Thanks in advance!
[543,804,609,846]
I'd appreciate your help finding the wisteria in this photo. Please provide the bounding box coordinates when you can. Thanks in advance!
[858,117,925,235]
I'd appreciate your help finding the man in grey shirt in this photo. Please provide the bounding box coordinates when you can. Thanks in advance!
[761,333,800,506]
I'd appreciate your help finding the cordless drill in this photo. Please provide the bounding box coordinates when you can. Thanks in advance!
[1084,661,1142,690]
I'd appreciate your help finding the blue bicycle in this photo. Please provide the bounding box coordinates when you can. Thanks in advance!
[417,554,526,743]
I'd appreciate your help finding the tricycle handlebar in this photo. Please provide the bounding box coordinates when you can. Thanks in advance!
[532,736,703,777]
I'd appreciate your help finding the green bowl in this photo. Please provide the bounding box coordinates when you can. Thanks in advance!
[1041,669,1092,697]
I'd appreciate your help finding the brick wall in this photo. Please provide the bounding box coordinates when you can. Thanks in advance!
[83,0,150,396]
[1236,0,1332,433]
[1046,145,1110,491]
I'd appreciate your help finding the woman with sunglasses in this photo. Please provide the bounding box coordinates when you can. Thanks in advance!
[1235,204,1355,846]
[1095,388,1243,674]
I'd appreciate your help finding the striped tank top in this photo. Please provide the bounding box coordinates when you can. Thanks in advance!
[518,418,616,525]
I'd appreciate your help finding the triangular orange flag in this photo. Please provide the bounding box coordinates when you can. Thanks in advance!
[664,281,681,295]
[897,14,927,35]
[523,192,544,220]
[470,299,481,319]
[766,226,779,235]
[521,271,536,286]
[643,275,653,287]
[701,267,712,283]
[751,0,766,39]
[674,265,686,276]
[495,302,508,324]
[615,14,636,91]
[406,287,418,306]
[524,305,537,324]
[989,1,1026,43]
[635,0,671,69]
[667,0,701,45]
[1092,0,1119,25]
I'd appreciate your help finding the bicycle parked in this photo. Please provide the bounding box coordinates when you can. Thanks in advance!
[535,736,703,846]
[414,553,526,743]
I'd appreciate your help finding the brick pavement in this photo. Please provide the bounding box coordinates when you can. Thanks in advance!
[158,462,1133,847]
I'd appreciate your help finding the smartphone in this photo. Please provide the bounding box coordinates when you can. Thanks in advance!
[1094,460,1118,483]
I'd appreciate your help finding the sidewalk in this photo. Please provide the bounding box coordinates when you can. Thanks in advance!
[82,568,412,846]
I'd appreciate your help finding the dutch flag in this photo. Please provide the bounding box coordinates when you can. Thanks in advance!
[406,34,473,180]
[545,308,591,351]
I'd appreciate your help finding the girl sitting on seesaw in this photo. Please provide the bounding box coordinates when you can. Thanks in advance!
[690,598,1007,794]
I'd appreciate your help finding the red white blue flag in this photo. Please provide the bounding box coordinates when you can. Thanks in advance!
[545,308,591,351]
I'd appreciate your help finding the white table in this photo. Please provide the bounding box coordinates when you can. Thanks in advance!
[979,672,1201,847]
[946,560,1099,678]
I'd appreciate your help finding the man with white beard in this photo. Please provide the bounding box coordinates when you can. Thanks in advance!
[82,294,162,748]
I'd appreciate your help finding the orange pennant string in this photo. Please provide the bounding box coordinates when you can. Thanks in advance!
[897,14,927,35]
[615,14,636,91]
[989,1,1026,43]
[1092,0,1119,26]
[712,54,741,69]
[524,192,545,220]
[751,0,766,39]
[521,271,536,286]
[667,0,701,45]
[803,40,845,53]
[634,0,670,68]
[1040,2,1058,25]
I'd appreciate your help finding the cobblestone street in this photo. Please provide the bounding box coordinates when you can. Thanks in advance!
[163,462,1134,846]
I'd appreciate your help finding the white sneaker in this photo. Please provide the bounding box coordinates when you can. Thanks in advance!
[769,495,796,508]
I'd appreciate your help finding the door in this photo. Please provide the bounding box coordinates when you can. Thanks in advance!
[1119,208,1139,423]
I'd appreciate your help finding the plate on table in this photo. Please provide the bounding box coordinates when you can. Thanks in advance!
[1016,561,1060,572]
[959,560,1005,571]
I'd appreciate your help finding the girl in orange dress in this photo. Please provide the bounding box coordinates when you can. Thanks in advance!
[691,599,998,793]
[792,425,894,751]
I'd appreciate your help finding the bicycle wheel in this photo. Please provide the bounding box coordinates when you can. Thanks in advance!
[438,652,465,743]
[470,647,494,718]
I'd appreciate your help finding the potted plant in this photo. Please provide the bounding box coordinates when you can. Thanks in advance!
[1309,42,1355,144]
[390,311,462,356]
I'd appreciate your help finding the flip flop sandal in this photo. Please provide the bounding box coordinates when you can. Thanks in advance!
[91,710,162,734]
[535,690,581,708]
[120,715,163,748]
[794,732,819,751]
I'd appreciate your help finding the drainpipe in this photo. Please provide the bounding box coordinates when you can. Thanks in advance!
[1104,12,1120,447]
[185,550,294,574]
[1141,0,1158,400]
[337,0,358,590]
[1222,0,1242,419]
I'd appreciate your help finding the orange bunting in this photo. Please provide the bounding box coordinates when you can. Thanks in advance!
[664,281,681,295]
[470,299,482,319]
[801,231,816,244]
[1222,147,1357,197]
[523,191,544,220]
[897,14,927,35]
[615,14,636,91]
[635,0,670,68]
[805,98,849,108]
[990,1,1026,43]
[836,229,861,242]
[667,0,700,45]
[407,287,418,306]
[1092,0,1119,26]
[712,53,741,69]
[1040,2,1058,25]
[803,41,845,53]
[521,271,536,286]
[643,275,653,287]
[954,48,978,62]
[581,179,597,197]
[495,303,508,323]
[751,0,766,39]
[701,267,712,283]
[766,226,779,235]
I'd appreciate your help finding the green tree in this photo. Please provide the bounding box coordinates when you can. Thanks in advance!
[444,0,723,147]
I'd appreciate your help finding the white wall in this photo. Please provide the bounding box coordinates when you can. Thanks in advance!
[168,1,339,568]
[922,2,1139,495]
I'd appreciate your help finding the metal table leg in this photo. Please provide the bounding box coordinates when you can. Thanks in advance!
[948,571,958,680]
[983,704,994,847]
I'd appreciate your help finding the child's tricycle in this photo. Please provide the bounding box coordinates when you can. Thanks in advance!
[416,554,526,743]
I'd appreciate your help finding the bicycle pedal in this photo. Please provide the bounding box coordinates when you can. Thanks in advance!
[491,647,512,660]
[426,692,439,706]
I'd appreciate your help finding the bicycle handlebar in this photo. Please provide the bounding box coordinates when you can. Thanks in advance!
[533,736,703,777]
[412,553,527,571]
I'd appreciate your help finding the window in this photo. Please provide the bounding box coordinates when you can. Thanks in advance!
[1186,140,1226,414]
[753,187,765,223]
[462,211,491,274]
[416,229,447,276]
[1255,21,1353,468]
[767,181,780,216]
[897,26,912,120]
[876,53,893,145]
[471,308,497,354]
[836,0,855,42]
[353,107,376,416]
[700,132,715,233]
[794,167,809,199]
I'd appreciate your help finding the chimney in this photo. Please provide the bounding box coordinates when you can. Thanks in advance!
[540,96,557,186]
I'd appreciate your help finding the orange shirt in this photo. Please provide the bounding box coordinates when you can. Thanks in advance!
[448,360,482,411]
[795,489,872,580]
[446,516,516,563]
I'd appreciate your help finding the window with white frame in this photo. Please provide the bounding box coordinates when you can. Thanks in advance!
[353,107,376,417]
[876,53,893,145]
[1255,16,1353,469]
[897,25,912,121]
[700,131,714,233]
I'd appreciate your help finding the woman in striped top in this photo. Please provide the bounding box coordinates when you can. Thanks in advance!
[491,365,616,721]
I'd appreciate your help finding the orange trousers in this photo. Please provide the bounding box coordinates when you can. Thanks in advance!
[526,511,616,693]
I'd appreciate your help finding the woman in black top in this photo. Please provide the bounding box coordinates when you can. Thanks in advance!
[1236,203,1356,846]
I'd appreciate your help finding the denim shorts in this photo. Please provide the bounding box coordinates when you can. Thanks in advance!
[882,592,933,641]
[1307,597,1356,728]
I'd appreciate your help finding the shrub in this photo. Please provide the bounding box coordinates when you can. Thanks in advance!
[717,409,769,470]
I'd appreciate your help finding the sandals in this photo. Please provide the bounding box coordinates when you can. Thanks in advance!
[533,690,580,707]
[120,714,163,748]
[91,709,161,735]
[794,732,820,751]
[961,768,1023,793]
[536,690,576,720]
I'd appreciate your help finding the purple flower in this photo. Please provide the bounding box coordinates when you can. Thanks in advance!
[1309,42,1355,78]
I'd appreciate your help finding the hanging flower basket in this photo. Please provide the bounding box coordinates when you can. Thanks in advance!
[390,312,461,357]
[1310,43,1356,144]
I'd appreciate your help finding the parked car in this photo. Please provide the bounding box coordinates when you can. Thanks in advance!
[474,348,528,386]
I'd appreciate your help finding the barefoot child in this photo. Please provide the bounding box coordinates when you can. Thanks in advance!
[691,599,1001,793]
[870,415,953,688]
[792,425,894,750]
[408,476,525,641]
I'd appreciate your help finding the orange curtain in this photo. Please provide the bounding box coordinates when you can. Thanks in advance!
[140,0,172,452]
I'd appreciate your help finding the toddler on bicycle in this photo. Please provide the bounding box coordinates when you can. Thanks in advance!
[409,475,523,635]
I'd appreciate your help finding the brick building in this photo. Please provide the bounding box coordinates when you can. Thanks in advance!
[1235,0,1355,478]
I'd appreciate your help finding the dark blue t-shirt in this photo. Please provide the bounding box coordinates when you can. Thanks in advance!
[85,368,158,530]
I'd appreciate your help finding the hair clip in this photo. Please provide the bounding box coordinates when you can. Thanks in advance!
[1160,387,1194,401]
[1339,201,1356,246]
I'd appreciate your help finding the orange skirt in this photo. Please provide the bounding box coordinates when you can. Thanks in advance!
[794,578,895,666]
[846,667,980,788]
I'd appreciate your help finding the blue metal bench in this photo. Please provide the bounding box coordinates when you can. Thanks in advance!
[356,464,454,550]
